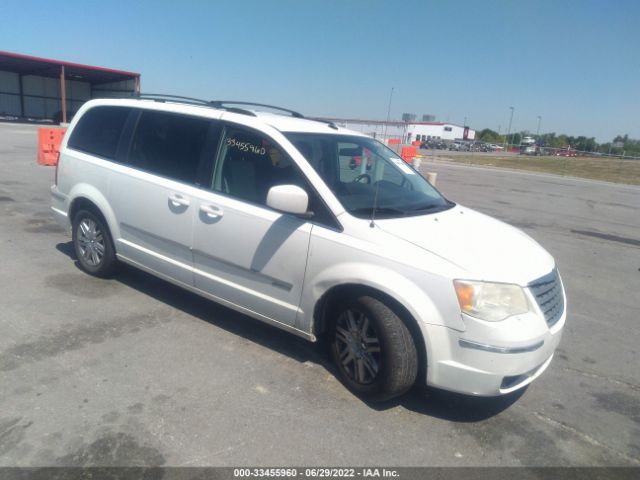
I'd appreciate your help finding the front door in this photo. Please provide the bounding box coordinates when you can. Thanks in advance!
[191,124,312,326]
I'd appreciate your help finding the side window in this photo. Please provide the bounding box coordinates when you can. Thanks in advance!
[128,110,209,184]
[212,126,305,206]
[67,106,131,159]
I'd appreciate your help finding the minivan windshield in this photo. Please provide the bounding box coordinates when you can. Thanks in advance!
[284,133,454,218]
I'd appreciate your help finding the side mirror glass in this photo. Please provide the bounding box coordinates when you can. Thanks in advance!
[266,184,310,216]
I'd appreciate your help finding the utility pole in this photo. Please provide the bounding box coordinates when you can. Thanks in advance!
[504,106,514,150]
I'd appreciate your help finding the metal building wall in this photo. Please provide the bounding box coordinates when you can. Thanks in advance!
[407,124,446,140]
[92,78,137,98]
[0,72,93,120]
[408,124,476,141]
[22,75,92,119]
[1,56,139,123]
[0,70,21,117]
[332,120,408,142]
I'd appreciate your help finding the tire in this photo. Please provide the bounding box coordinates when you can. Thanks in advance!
[72,209,117,277]
[329,295,418,402]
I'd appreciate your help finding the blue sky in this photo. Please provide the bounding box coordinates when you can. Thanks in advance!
[1,0,638,142]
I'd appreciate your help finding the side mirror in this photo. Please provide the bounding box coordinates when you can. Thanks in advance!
[266,184,311,216]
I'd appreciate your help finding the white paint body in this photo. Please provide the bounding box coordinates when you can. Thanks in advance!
[51,99,565,397]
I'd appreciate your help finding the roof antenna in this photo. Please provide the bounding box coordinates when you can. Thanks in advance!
[369,179,381,228]
[371,86,394,228]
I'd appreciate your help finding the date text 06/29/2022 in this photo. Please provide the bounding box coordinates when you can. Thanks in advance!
[233,468,400,478]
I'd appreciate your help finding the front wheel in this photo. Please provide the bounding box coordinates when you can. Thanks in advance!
[72,209,117,277]
[330,295,418,402]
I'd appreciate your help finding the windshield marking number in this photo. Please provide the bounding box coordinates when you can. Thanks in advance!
[226,138,267,155]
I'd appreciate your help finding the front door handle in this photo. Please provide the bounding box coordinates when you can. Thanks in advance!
[200,204,224,219]
[168,193,190,207]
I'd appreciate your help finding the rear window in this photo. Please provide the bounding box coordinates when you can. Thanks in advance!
[67,106,131,159]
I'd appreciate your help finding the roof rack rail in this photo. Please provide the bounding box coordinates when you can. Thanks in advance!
[115,94,301,120]
[123,94,259,117]
[210,101,304,118]
[222,107,257,117]
[127,93,215,107]
[311,118,339,130]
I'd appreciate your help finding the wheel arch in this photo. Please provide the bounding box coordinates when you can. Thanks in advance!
[68,184,120,243]
[313,282,429,385]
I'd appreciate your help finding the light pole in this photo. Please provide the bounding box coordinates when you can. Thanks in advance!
[536,115,542,138]
[505,106,514,150]
[382,87,394,142]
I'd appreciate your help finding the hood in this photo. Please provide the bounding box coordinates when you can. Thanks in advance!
[374,205,555,285]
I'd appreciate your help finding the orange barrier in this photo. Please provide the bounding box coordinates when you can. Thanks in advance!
[388,138,401,145]
[412,140,421,146]
[400,146,418,163]
[37,127,66,166]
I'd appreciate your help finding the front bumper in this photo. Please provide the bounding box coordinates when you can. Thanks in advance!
[423,308,565,396]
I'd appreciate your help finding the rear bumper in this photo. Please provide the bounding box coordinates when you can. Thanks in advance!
[50,185,70,231]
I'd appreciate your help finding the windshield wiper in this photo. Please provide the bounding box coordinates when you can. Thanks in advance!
[407,203,451,213]
[349,206,407,217]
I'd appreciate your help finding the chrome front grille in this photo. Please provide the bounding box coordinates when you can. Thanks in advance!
[529,269,565,327]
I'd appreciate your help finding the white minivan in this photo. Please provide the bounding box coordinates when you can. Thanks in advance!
[51,96,566,401]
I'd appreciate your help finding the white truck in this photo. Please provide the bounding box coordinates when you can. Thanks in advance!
[520,136,540,156]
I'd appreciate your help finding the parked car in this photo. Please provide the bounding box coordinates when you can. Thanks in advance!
[556,149,577,157]
[51,97,566,402]
[520,145,541,156]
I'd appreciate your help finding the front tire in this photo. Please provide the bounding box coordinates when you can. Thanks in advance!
[72,209,117,277]
[329,295,418,402]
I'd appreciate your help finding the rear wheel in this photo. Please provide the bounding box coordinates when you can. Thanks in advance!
[329,295,418,402]
[72,209,117,277]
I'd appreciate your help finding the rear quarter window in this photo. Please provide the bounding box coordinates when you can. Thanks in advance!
[67,106,131,159]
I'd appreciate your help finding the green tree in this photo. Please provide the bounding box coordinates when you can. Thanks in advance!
[479,126,640,157]
[477,128,504,144]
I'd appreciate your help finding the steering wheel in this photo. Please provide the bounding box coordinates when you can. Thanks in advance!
[353,173,371,184]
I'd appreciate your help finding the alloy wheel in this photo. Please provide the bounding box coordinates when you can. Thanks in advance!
[76,218,105,267]
[334,308,382,385]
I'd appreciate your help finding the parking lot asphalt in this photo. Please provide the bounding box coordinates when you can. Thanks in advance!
[0,123,639,467]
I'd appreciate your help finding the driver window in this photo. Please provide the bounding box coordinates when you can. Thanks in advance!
[212,126,305,206]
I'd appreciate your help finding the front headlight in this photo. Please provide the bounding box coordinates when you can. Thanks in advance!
[453,280,530,322]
